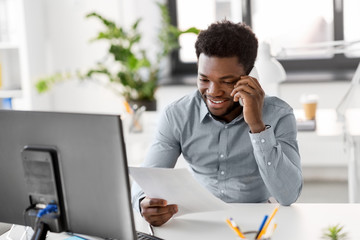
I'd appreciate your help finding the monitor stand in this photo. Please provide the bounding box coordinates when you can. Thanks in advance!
[31,221,49,240]
[21,146,67,240]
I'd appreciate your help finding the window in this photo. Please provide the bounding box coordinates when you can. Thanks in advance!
[176,0,242,63]
[252,0,334,59]
[343,0,360,58]
[168,0,360,80]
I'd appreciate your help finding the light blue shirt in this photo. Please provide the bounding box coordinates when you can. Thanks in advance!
[132,90,303,210]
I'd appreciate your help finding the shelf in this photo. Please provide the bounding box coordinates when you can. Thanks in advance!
[0,42,19,50]
[0,89,22,98]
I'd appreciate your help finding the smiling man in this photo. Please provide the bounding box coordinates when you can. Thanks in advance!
[132,20,303,227]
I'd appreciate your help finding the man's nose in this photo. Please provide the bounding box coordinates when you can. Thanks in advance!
[207,82,222,96]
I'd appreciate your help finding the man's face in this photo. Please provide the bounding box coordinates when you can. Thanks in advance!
[197,53,246,122]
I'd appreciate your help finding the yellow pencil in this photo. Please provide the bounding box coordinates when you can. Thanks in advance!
[263,223,277,238]
[123,100,133,114]
[257,205,279,239]
[225,218,246,239]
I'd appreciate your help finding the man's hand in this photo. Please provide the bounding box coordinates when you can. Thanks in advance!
[140,197,178,226]
[231,75,265,133]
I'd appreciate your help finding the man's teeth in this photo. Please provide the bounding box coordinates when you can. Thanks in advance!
[210,99,224,104]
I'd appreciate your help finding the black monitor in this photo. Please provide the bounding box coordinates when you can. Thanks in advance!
[0,109,136,239]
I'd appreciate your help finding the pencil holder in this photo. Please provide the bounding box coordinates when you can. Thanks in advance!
[243,230,271,240]
[129,105,145,133]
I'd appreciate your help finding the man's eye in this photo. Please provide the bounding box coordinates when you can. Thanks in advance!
[223,81,234,85]
[199,78,209,82]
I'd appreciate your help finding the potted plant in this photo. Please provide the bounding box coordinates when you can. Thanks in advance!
[322,224,348,240]
[36,2,199,111]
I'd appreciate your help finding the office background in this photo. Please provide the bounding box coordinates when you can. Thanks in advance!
[1,0,359,203]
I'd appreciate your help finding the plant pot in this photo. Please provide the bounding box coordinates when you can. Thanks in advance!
[129,99,157,111]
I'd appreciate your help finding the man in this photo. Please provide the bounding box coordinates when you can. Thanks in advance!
[132,20,303,226]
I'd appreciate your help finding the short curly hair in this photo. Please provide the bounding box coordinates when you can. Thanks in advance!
[195,20,258,74]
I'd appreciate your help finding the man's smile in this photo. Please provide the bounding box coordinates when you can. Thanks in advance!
[209,99,226,104]
[205,96,232,109]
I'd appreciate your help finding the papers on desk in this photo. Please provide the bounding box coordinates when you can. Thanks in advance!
[129,167,231,217]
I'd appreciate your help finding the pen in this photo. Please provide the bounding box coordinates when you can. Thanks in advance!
[225,218,246,239]
[255,215,268,239]
[148,223,154,236]
[257,205,279,239]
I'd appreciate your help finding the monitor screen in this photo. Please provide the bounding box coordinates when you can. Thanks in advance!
[0,110,136,239]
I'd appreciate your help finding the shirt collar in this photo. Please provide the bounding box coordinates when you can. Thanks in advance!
[200,98,209,123]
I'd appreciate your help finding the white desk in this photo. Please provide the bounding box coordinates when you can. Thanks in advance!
[2,203,359,239]
[135,203,360,240]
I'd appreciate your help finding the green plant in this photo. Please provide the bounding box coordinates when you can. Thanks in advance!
[36,2,199,103]
[322,224,348,240]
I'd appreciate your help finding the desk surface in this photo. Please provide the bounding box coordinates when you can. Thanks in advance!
[135,203,360,240]
[2,203,360,239]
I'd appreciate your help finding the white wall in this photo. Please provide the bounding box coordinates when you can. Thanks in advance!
[30,0,164,113]
[44,0,121,72]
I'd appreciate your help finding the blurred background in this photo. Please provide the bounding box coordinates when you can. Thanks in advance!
[1,0,360,203]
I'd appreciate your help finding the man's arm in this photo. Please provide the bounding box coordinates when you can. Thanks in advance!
[232,75,302,205]
[249,112,302,205]
[131,107,181,224]
[130,136,180,212]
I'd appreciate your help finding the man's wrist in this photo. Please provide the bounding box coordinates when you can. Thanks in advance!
[249,122,266,133]
[139,196,146,215]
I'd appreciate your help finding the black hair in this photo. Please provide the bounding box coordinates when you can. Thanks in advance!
[195,20,258,74]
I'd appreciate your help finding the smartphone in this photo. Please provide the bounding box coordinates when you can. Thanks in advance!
[239,66,260,106]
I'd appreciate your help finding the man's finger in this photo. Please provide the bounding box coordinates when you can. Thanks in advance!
[143,205,178,226]
[231,84,253,98]
[142,204,178,216]
[141,197,167,207]
[234,75,261,89]
[145,212,174,226]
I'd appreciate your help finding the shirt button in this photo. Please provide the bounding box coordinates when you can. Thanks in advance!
[261,139,266,143]
[252,139,257,143]
[221,190,224,193]
[225,125,228,129]
[221,171,225,175]
[220,154,224,158]
[267,162,271,166]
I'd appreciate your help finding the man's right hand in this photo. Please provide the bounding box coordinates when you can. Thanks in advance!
[140,197,178,226]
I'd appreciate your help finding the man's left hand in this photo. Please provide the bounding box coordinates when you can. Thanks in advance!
[231,75,265,133]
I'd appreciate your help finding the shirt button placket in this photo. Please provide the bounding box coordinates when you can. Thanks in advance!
[219,153,226,197]
[218,126,228,198]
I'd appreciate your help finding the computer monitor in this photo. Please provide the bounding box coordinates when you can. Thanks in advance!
[0,109,136,239]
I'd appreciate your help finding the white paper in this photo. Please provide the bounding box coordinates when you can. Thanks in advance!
[129,167,231,217]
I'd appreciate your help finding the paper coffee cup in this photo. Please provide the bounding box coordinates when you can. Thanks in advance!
[300,94,318,120]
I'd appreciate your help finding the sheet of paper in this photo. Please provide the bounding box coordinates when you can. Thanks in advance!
[129,167,231,217]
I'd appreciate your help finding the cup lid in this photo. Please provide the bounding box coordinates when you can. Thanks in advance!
[300,94,319,103]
